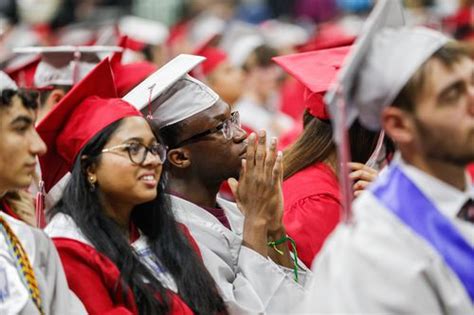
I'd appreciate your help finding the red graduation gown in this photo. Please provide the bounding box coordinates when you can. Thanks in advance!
[282,162,341,267]
[52,224,199,315]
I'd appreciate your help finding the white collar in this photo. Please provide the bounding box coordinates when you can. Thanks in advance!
[45,213,94,247]
[395,154,474,220]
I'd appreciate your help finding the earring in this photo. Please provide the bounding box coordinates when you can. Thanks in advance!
[88,176,96,192]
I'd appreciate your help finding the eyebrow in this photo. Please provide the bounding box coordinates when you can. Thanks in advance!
[123,136,157,144]
[10,115,33,126]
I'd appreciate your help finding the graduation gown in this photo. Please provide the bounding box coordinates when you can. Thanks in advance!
[0,212,86,315]
[45,213,194,315]
[169,194,310,315]
[301,156,474,314]
[282,162,341,267]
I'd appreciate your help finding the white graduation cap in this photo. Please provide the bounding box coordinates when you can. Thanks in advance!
[123,54,220,128]
[324,0,448,131]
[188,13,226,51]
[119,16,169,46]
[0,71,18,91]
[259,19,309,50]
[219,21,265,67]
[13,45,122,88]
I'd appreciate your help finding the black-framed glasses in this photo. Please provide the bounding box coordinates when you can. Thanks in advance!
[101,142,167,165]
[173,111,241,148]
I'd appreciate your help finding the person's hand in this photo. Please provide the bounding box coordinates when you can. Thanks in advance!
[228,130,284,230]
[349,162,378,198]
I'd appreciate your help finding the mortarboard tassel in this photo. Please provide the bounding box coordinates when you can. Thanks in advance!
[146,83,156,120]
[334,87,353,223]
[72,49,82,85]
[35,180,46,229]
[365,131,385,169]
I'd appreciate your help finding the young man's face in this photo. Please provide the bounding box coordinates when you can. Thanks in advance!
[171,100,247,184]
[0,95,46,192]
[412,56,474,166]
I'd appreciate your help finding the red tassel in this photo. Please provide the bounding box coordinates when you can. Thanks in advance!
[35,181,46,229]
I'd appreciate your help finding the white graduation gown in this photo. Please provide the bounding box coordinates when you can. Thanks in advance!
[0,212,86,315]
[169,194,311,315]
[301,156,474,314]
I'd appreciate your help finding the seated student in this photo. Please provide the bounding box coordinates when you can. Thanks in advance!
[302,0,474,313]
[273,47,391,267]
[39,59,226,314]
[194,46,245,107]
[0,71,86,314]
[124,54,310,314]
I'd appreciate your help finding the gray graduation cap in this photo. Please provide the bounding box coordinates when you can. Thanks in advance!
[324,0,448,131]
[123,54,220,128]
[13,46,122,88]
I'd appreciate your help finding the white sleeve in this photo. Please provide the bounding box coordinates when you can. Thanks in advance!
[199,242,309,315]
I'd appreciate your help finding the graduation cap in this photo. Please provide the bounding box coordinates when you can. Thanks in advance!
[0,71,18,92]
[113,61,158,97]
[119,16,169,49]
[219,21,265,67]
[123,54,220,128]
[297,23,356,52]
[4,56,41,89]
[194,45,228,76]
[324,0,449,131]
[37,58,141,193]
[273,46,351,120]
[259,19,309,50]
[13,46,122,88]
[188,13,226,53]
[321,0,448,222]
[109,36,159,97]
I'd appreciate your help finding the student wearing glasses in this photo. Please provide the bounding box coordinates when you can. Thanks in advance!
[40,59,227,315]
[124,55,310,314]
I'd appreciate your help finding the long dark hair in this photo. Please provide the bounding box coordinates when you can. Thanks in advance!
[283,110,381,179]
[50,119,227,315]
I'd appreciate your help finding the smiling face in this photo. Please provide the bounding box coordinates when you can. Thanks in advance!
[0,95,46,193]
[89,116,163,208]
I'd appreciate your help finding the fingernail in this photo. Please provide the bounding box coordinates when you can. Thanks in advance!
[277,151,283,158]
[259,130,265,137]
[271,137,277,145]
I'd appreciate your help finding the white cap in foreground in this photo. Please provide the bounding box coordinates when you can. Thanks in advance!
[123,54,220,128]
[325,0,449,131]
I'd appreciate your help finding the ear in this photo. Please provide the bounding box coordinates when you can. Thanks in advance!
[381,107,415,145]
[47,89,66,106]
[81,155,98,178]
[167,147,191,169]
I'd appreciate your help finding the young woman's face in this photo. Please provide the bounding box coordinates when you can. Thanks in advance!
[92,116,163,207]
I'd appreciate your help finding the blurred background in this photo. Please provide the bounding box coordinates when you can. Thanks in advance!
[1,0,473,143]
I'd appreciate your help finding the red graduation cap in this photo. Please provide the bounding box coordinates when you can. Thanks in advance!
[273,45,351,120]
[298,23,356,52]
[37,58,141,193]
[4,57,41,89]
[113,61,158,97]
[110,36,158,97]
[194,45,228,76]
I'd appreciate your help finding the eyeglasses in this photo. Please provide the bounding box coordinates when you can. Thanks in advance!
[174,111,241,148]
[101,142,167,165]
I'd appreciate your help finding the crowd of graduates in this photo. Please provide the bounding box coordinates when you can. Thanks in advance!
[0,0,473,314]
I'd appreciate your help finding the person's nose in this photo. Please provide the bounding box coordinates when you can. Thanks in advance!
[31,129,47,157]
